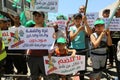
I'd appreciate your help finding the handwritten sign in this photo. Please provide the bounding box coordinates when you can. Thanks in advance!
[86,12,99,28]
[30,0,58,12]
[8,27,55,49]
[44,55,85,75]
[103,18,120,31]
[2,30,10,46]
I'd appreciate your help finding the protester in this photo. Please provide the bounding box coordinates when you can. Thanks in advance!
[48,37,76,80]
[0,17,7,77]
[69,13,91,80]
[52,23,66,39]
[79,5,85,15]
[117,41,120,80]
[102,9,110,18]
[90,18,112,80]
[102,9,114,67]
[111,7,120,46]
[7,14,28,75]
[27,11,49,80]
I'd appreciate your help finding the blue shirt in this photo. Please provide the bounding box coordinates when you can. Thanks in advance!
[69,25,86,49]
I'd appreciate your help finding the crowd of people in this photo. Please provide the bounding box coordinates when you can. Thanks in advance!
[0,4,120,80]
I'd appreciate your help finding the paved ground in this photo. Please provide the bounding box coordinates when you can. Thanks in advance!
[85,58,118,80]
[1,58,119,80]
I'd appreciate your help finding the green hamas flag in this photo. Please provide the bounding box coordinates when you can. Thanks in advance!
[20,11,27,26]
[26,0,31,3]
[12,0,21,8]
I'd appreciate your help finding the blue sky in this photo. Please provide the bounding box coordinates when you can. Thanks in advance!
[48,0,115,20]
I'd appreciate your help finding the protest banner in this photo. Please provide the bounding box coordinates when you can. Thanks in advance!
[86,12,99,28]
[30,0,58,12]
[44,55,85,75]
[8,27,55,49]
[103,18,120,31]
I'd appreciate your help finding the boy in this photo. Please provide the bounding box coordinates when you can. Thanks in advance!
[90,18,112,80]
[49,37,76,80]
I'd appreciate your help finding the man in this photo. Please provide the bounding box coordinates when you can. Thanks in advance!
[111,7,120,46]
[0,17,7,77]
[79,5,85,15]
[27,11,48,80]
[90,18,112,80]
[102,9,114,68]
[102,9,110,18]
[114,7,120,80]
[6,15,28,75]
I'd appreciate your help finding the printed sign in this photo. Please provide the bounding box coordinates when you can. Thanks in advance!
[30,0,58,12]
[2,30,10,46]
[44,55,85,75]
[8,27,55,49]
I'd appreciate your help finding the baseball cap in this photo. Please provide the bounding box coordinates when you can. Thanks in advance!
[0,16,5,21]
[32,11,45,18]
[57,37,66,44]
[73,13,82,19]
[94,18,105,26]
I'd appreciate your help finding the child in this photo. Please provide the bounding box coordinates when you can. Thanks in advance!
[90,18,112,80]
[48,37,76,80]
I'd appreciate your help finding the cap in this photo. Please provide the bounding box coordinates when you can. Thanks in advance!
[57,37,66,44]
[0,18,5,21]
[73,13,82,19]
[0,16,5,21]
[94,18,105,26]
[32,11,45,18]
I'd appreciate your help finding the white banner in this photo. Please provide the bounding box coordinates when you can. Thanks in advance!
[8,27,55,49]
[103,18,120,31]
[30,0,58,12]
[86,12,99,28]
[44,55,85,75]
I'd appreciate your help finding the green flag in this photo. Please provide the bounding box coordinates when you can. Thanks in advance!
[26,0,31,3]
[14,0,20,3]
[20,11,27,26]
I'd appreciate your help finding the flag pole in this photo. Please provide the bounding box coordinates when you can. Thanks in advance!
[84,0,88,15]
